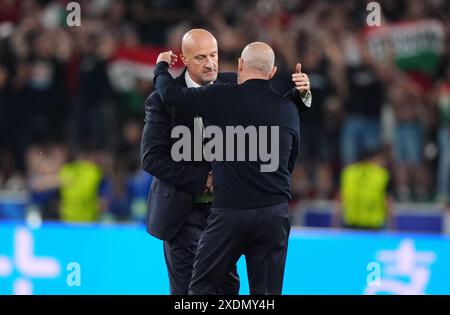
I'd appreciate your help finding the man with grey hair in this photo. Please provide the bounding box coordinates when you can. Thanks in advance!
[239,42,276,78]
[153,41,302,294]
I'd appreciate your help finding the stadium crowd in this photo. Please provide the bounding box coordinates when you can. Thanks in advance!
[0,0,449,222]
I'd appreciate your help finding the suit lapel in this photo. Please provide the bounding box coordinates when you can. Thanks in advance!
[172,68,195,129]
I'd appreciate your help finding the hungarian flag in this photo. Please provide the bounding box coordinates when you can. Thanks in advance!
[108,46,184,91]
[362,19,445,75]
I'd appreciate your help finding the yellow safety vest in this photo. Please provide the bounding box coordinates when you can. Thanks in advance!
[59,160,103,222]
[341,162,389,229]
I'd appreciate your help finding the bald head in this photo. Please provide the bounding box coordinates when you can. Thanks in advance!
[240,42,275,76]
[182,29,217,56]
[180,29,219,85]
[237,42,277,84]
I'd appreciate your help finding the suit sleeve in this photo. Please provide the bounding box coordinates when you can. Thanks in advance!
[153,61,220,119]
[284,88,312,113]
[140,93,210,196]
[288,111,300,174]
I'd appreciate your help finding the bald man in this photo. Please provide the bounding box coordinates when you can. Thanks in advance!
[142,29,310,295]
[153,41,302,295]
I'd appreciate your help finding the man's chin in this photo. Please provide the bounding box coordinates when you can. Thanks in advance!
[202,72,218,83]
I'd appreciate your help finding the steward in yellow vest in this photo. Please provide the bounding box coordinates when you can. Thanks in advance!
[59,156,103,222]
[337,148,393,230]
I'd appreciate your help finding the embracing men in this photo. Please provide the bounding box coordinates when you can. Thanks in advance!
[141,29,311,295]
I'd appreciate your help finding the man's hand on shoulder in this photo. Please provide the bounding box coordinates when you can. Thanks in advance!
[157,50,178,67]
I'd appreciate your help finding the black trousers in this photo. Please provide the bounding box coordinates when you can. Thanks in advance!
[189,202,290,295]
[163,203,240,295]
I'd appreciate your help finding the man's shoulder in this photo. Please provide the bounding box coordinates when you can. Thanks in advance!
[145,90,162,105]
[146,70,186,106]
[144,91,168,117]
[216,72,237,84]
[144,88,196,123]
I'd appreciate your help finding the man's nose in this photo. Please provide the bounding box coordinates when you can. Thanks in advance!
[204,58,214,70]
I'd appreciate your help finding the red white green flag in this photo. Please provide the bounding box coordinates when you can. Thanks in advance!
[362,19,445,75]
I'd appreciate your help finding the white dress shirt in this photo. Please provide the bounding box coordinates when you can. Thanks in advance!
[185,71,207,137]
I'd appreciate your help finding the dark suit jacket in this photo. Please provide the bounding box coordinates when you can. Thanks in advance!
[142,68,308,240]
[154,62,301,209]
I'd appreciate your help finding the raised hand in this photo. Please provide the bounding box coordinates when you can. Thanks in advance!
[157,50,178,67]
[291,63,310,96]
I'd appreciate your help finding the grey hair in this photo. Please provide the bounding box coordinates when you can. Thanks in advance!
[240,42,275,75]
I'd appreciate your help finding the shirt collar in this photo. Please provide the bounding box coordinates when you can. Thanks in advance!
[185,70,214,88]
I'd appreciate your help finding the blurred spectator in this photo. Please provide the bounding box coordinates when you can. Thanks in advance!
[290,32,342,199]
[334,147,394,230]
[433,61,450,204]
[26,144,66,220]
[74,30,115,150]
[99,155,130,221]
[59,148,104,222]
[0,149,26,194]
[0,148,26,221]
[0,61,31,172]
[387,74,427,201]
[126,162,153,223]
[117,120,142,168]
[340,39,385,166]
[27,30,69,143]
[117,120,153,222]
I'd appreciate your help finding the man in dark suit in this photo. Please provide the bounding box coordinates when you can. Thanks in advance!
[153,41,305,295]
[142,29,311,295]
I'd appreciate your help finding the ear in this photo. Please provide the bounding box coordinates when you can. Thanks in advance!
[180,54,188,66]
[238,58,244,72]
[268,66,277,79]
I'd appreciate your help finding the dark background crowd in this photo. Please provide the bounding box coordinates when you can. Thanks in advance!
[0,0,449,223]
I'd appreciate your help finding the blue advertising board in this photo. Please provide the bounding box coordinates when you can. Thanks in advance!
[1,222,449,295]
